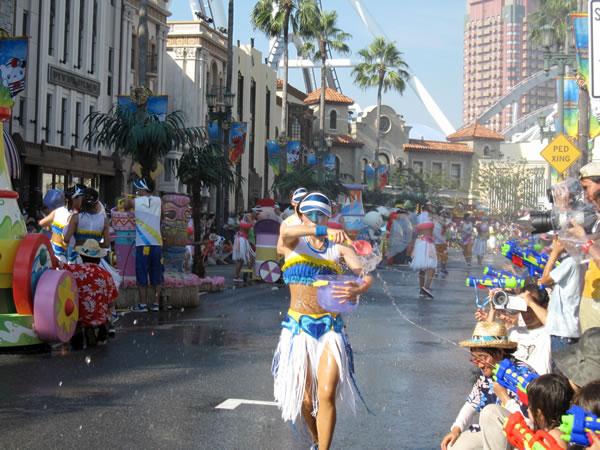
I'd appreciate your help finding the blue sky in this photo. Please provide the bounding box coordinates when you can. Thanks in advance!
[167,0,466,138]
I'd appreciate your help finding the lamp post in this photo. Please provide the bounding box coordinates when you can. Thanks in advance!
[207,88,235,231]
[313,134,333,183]
[540,24,576,139]
[537,115,554,143]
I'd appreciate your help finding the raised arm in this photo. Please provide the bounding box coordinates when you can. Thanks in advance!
[101,217,111,248]
[38,208,57,227]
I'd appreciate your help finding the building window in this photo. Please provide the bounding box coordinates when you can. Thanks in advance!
[22,10,29,36]
[75,101,81,148]
[60,98,67,146]
[62,0,70,64]
[107,47,113,96]
[483,146,491,156]
[49,0,56,55]
[131,35,136,71]
[361,158,368,184]
[290,116,301,140]
[334,156,340,178]
[164,159,173,182]
[90,0,97,74]
[18,97,25,126]
[450,163,462,185]
[237,72,244,120]
[88,105,94,151]
[265,89,270,139]
[432,161,443,175]
[77,0,85,69]
[413,160,424,174]
[329,110,337,129]
[45,94,52,143]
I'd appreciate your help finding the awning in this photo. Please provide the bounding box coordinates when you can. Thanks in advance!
[3,128,21,180]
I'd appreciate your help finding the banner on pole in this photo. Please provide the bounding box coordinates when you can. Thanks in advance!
[229,122,247,164]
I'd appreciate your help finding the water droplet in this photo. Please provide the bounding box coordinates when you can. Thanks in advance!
[181,308,185,312]
[43,404,48,410]
[85,356,91,365]
[58,381,63,387]
[145,349,149,354]
[151,331,155,336]
[134,389,139,395]
[132,340,136,344]
[79,425,83,430]
[133,319,137,325]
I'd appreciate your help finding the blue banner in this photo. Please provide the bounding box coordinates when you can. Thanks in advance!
[286,140,301,170]
[117,95,168,121]
[267,140,281,176]
[0,37,28,99]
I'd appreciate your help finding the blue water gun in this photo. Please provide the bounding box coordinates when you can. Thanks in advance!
[493,359,538,406]
[501,241,559,277]
[559,405,600,446]
[466,276,524,289]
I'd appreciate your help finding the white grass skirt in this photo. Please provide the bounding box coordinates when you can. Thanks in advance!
[271,327,357,423]
[232,235,254,264]
[410,238,437,270]
[473,238,488,256]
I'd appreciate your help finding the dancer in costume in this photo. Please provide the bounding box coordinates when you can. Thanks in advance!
[274,191,374,450]
[473,219,490,265]
[38,184,85,263]
[460,213,474,267]
[232,221,254,282]
[410,222,437,298]
[277,187,307,255]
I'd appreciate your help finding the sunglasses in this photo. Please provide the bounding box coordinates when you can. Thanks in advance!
[304,211,327,223]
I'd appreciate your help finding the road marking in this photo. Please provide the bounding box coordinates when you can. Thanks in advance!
[215,398,278,410]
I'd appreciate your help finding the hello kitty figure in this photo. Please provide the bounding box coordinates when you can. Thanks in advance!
[1,58,26,98]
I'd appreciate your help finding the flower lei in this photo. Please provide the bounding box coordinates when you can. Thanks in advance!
[130,87,152,106]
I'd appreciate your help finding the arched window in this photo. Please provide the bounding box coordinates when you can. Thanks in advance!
[334,155,341,178]
[329,110,337,129]
[361,158,368,184]
[483,146,490,157]
[378,153,390,165]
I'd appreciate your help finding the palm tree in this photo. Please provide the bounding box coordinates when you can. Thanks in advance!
[177,142,239,277]
[272,163,349,200]
[85,103,205,180]
[251,0,318,175]
[299,8,351,174]
[352,37,410,191]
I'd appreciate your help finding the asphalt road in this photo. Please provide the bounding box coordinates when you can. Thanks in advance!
[0,249,493,450]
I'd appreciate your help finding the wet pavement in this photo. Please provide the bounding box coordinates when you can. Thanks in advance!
[0,249,498,449]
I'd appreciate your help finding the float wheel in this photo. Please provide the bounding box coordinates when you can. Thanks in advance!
[33,270,79,343]
[259,260,281,283]
[13,233,56,315]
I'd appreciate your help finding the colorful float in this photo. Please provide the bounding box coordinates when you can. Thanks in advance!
[0,118,79,347]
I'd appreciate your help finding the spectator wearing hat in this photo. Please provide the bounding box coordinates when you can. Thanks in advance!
[553,327,600,392]
[123,177,163,312]
[62,239,118,345]
[276,187,307,255]
[441,322,532,450]
[564,163,600,332]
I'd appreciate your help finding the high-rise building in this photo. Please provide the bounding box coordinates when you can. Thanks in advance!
[463,0,554,132]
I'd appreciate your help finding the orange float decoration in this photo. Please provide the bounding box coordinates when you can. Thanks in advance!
[33,270,79,343]
[12,233,56,315]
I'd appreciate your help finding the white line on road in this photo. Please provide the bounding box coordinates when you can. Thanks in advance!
[215,398,278,410]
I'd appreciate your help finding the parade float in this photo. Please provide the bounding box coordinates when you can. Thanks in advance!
[111,192,224,308]
[0,98,79,348]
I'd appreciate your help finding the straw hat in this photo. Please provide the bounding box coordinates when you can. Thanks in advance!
[75,239,108,259]
[459,321,517,349]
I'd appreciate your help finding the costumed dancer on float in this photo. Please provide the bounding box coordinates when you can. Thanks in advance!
[473,218,490,265]
[39,184,86,263]
[276,187,307,255]
[460,213,475,267]
[274,192,374,450]
[411,222,437,298]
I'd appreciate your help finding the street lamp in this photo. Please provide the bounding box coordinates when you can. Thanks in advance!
[537,115,554,143]
[313,135,334,182]
[206,87,235,230]
[541,24,576,139]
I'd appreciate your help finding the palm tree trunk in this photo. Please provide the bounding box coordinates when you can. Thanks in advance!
[138,0,148,87]
[374,74,383,191]
[192,181,206,277]
[319,42,327,182]
[279,10,291,177]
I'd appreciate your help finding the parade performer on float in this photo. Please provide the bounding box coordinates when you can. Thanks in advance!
[274,191,374,450]
[38,184,86,263]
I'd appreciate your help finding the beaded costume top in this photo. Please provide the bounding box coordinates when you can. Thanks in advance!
[51,206,71,238]
[282,237,342,285]
[74,212,105,242]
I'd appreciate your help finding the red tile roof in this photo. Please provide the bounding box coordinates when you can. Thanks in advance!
[276,79,307,100]
[446,122,505,141]
[403,139,473,154]
[327,133,363,148]
[304,87,355,105]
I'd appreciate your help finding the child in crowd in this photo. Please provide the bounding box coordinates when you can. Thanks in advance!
[526,373,574,449]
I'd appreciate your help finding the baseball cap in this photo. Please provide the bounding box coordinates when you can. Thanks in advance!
[579,162,600,179]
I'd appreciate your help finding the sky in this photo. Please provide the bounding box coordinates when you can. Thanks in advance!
[166,0,466,138]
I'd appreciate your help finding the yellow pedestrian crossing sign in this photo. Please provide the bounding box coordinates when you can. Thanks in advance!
[540,134,582,174]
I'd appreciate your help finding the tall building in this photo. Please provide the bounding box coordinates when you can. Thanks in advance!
[462,0,554,132]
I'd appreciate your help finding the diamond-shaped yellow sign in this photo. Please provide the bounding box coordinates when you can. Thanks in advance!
[540,134,582,174]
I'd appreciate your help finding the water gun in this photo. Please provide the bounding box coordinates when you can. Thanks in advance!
[493,359,538,406]
[501,241,559,277]
[466,276,523,289]
[504,412,563,450]
[559,405,600,446]
[482,266,526,288]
